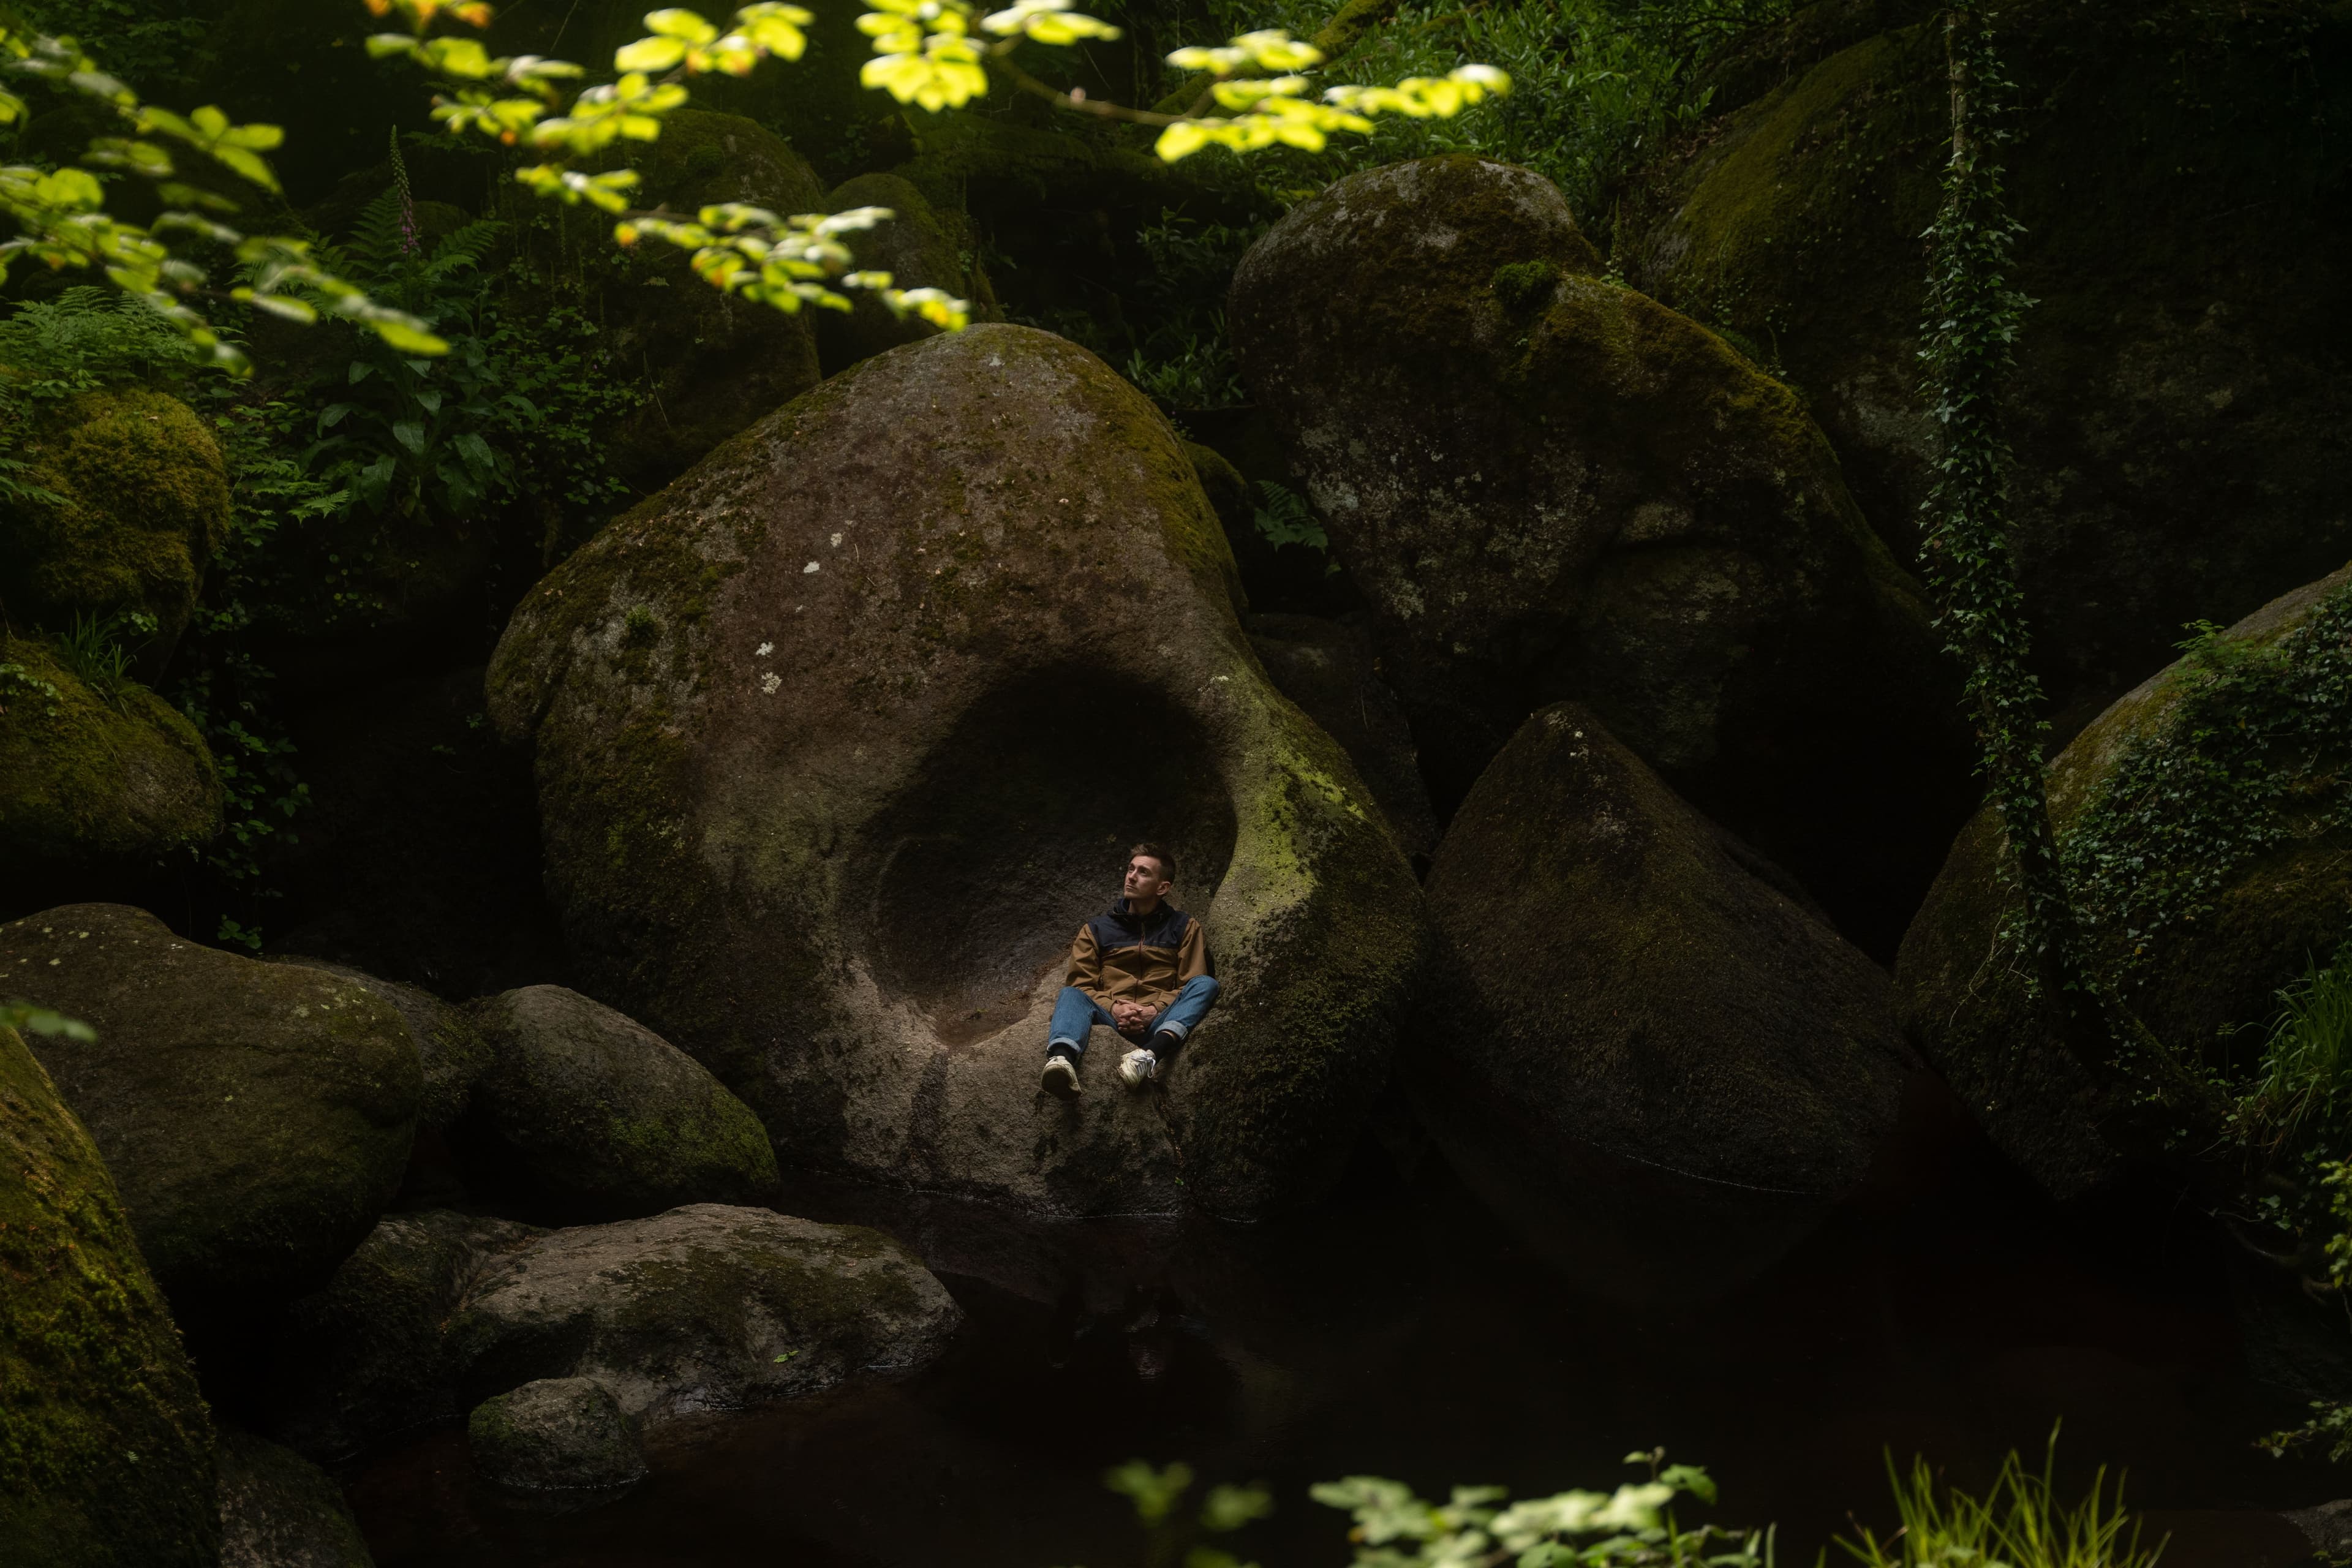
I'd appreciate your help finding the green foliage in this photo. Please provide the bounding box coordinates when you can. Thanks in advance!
[0,285,209,398]
[1251,479,1329,556]
[1085,1460,1274,1568]
[2064,590,2352,986]
[0,1001,95,1041]
[2235,941,2352,1165]
[51,612,141,710]
[1838,1434,2162,1568]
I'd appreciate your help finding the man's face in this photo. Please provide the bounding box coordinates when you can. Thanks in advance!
[1123,856,1172,905]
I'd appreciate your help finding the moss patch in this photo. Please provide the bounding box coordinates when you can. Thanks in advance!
[0,1023,217,1568]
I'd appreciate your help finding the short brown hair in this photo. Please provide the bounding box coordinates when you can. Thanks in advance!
[1128,842,1177,881]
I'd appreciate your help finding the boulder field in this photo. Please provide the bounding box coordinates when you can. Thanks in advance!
[489,323,1428,1220]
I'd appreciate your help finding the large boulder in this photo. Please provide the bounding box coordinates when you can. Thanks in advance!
[1898,563,2352,1197]
[1416,703,1923,1297]
[448,1204,961,1432]
[1228,155,1967,948]
[1245,613,1439,872]
[0,632,223,916]
[0,1023,218,1568]
[603,110,829,496]
[274,961,490,1134]
[461,985,781,1224]
[1626,0,2352,733]
[216,1426,374,1568]
[0,906,423,1321]
[0,386,231,666]
[256,1210,541,1463]
[488,323,1427,1219]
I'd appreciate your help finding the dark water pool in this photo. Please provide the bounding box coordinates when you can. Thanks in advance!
[347,1142,2343,1567]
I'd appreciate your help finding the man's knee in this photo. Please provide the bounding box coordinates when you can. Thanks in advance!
[1186,976,1220,1004]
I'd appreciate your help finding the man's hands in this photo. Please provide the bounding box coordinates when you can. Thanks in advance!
[1110,998,1155,1039]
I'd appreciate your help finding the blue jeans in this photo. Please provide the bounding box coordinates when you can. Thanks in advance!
[1047,976,1220,1058]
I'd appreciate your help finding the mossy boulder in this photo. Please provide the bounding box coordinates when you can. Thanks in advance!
[460,985,781,1224]
[604,110,829,496]
[1416,703,1921,1297]
[1246,614,1438,873]
[467,1377,645,1498]
[448,1204,961,1433]
[216,1425,374,1568]
[1896,563,2352,1199]
[488,323,1427,1219]
[1229,155,1966,948]
[0,905,423,1322]
[0,633,222,904]
[1626,0,2352,731]
[0,1023,218,1568]
[0,387,232,665]
[276,962,490,1134]
[816,173,998,375]
[257,1210,540,1464]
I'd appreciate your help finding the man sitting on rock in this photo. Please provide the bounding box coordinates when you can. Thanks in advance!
[1041,843,1218,1096]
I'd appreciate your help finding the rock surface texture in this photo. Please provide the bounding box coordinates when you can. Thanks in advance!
[461,984,781,1223]
[277,960,490,1133]
[1229,154,1964,948]
[1246,613,1439,871]
[448,1204,961,1432]
[1418,703,1921,1295]
[1898,563,2352,1199]
[0,1023,218,1568]
[1626,1,2352,733]
[467,1376,646,1496]
[489,323,1426,1218]
[216,1425,375,1568]
[0,905,422,1319]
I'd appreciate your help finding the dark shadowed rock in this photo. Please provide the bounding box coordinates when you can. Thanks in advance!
[0,1023,217,1568]
[1417,703,1920,1297]
[1229,154,1967,950]
[817,172,998,375]
[1626,1,2352,735]
[0,905,421,1319]
[488,324,1425,1219]
[258,1210,540,1463]
[1898,564,2352,1199]
[216,1426,374,1568]
[461,986,780,1224]
[449,1204,961,1432]
[1246,614,1438,871]
[605,111,828,496]
[274,961,490,1133]
[467,1377,646,1498]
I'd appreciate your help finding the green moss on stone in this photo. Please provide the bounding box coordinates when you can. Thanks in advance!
[0,633,222,866]
[0,1023,217,1567]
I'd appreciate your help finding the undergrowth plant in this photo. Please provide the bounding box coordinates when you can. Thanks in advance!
[1838,1436,2163,1568]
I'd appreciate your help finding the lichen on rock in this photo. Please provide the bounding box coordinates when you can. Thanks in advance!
[489,323,1427,1219]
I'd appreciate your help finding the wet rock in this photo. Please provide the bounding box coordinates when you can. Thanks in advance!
[0,386,230,666]
[1626,2,2352,734]
[258,1210,540,1463]
[216,1425,375,1568]
[0,631,222,916]
[449,1204,961,1432]
[1246,613,1438,871]
[0,905,422,1319]
[816,173,998,375]
[0,1022,217,1567]
[488,323,1426,1219]
[1416,703,1920,1296]
[1898,564,2352,1199]
[605,111,828,496]
[461,985,780,1224]
[467,1377,646,1498]
[1229,154,1966,949]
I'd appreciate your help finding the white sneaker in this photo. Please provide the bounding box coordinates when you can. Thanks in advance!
[1118,1047,1158,1089]
[1041,1055,1079,1096]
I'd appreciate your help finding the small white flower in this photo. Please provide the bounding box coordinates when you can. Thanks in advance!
[756,641,774,657]
[804,561,821,575]
[760,672,782,695]
[829,532,843,547]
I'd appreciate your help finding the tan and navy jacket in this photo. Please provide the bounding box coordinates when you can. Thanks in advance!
[1066,898,1208,1012]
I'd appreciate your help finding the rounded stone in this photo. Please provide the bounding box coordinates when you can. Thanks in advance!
[216,1426,374,1568]
[467,1377,646,1496]
[488,323,1427,1219]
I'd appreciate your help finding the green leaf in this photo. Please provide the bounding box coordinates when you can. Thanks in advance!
[1,1002,96,1042]
[1104,1461,1194,1527]
[391,420,428,456]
